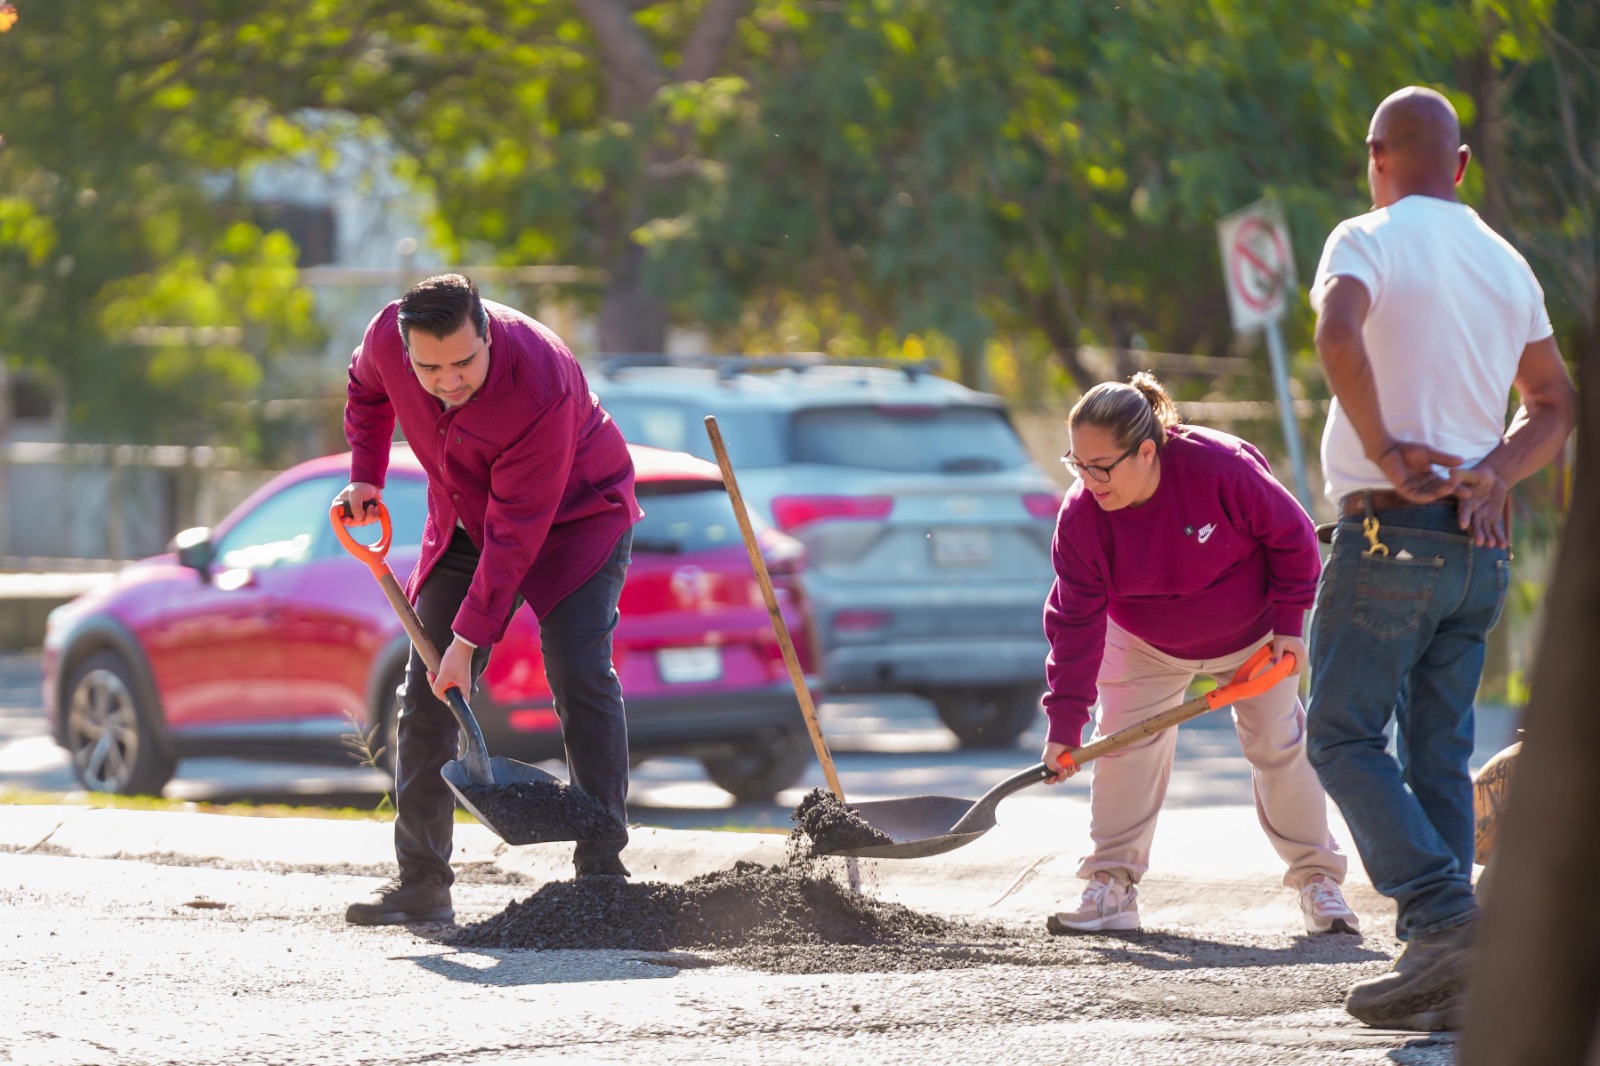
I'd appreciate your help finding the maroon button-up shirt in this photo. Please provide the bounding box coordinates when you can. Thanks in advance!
[345,299,640,647]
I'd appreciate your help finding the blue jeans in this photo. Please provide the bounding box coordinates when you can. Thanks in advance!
[1306,502,1509,941]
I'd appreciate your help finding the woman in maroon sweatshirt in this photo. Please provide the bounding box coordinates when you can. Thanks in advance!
[336,274,641,926]
[1042,373,1358,936]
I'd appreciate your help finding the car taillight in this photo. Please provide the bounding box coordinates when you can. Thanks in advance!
[833,609,891,632]
[509,708,561,732]
[1023,493,1063,520]
[770,495,894,532]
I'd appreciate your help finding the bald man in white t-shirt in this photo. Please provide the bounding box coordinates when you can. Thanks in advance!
[1305,86,1576,1032]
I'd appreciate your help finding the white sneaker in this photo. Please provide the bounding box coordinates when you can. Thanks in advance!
[1299,875,1361,935]
[1048,873,1140,934]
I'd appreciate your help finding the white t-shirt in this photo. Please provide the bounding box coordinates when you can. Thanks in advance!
[1310,195,1553,504]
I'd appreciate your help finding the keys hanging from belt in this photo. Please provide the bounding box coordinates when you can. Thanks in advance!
[1362,493,1389,556]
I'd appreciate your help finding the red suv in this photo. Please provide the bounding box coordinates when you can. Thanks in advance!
[42,444,818,801]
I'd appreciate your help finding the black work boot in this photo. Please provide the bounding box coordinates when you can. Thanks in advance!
[1346,918,1475,1030]
[344,877,454,926]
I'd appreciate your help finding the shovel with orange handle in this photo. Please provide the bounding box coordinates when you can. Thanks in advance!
[329,500,618,846]
[812,645,1298,859]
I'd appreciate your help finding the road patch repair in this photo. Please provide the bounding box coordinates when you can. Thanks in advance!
[1,804,1460,1062]
[444,787,1385,984]
[445,851,1388,979]
[450,790,975,971]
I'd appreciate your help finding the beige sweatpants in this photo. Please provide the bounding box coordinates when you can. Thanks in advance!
[1077,621,1347,890]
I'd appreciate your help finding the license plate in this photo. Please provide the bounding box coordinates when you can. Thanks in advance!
[930,528,992,566]
[657,646,723,684]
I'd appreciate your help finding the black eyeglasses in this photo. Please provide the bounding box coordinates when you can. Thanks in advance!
[1061,442,1141,483]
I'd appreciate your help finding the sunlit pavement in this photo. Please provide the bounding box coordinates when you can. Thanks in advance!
[0,651,1502,1066]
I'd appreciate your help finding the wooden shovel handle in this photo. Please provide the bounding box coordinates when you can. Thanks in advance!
[331,502,439,671]
[1059,645,1296,772]
[704,415,846,804]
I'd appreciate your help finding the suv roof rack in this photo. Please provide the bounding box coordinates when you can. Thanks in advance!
[587,352,945,384]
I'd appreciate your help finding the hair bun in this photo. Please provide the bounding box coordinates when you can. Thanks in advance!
[1128,371,1180,431]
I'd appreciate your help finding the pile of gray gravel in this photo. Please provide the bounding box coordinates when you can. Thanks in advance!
[449,859,963,956]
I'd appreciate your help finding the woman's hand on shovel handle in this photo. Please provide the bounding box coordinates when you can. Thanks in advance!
[429,636,475,702]
[334,482,382,525]
[1269,634,1307,678]
[1042,741,1082,784]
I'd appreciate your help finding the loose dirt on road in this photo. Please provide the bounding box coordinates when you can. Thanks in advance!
[449,858,979,966]
[790,787,894,854]
[2,845,1450,1064]
[448,854,1389,989]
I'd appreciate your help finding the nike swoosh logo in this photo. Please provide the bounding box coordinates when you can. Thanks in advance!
[1197,523,1217,544]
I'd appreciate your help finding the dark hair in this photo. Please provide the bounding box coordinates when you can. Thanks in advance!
[396,274,489,349]
[1068,371,1182,452]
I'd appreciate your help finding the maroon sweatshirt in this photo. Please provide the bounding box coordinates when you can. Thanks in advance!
[345,300,641,647]
[1043,425,1319,746]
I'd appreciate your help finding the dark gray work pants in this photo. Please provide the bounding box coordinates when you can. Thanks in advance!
[393,527,631,885]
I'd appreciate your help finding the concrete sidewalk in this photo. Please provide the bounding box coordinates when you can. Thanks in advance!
[0,569,115,649]
[0,798,1397,936]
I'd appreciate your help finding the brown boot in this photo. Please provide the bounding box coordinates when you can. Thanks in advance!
[344,877,454,926]
[1346,918,1474,1030]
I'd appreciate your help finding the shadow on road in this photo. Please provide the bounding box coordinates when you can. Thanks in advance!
[401,946,685,986]
[1075,928,1390,970]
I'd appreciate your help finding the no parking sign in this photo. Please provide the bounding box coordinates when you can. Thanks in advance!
[1217,199,1296,335]
[1216,197,1313,510]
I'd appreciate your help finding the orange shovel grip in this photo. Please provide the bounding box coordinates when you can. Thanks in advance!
[1205,644,1296,709]
[329,500,393,579]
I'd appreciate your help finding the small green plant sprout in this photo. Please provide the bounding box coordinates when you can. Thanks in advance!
[340,708,395,817]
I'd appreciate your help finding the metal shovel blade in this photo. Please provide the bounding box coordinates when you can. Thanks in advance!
[438,754,584,847]
[436,689,624,847]
[814,763,1053,859]
[813,647,1301,860]
[329,501,620,848]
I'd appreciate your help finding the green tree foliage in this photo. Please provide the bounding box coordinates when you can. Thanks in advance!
[1485,0,1599,364]
[307,0,755,354]
[0,0,1588,450]
[0,1,331,446]
[653,0,1540,390]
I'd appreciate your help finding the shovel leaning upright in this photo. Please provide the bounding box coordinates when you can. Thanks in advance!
[330,501,612,846]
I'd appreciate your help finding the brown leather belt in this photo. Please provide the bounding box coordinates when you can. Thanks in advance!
[1338,490,1456,518]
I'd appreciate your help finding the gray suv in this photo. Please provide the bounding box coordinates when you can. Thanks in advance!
[589,356,1060,747]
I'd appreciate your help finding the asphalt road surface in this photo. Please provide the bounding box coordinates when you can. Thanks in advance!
[1,650,1517,1065]
[0,845,1458,1066]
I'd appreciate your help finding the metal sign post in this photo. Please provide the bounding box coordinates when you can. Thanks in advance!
[1261,321,1311,508]
[1217,199,1313,511]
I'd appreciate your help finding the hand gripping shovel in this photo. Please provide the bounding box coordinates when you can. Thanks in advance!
[813,645,1297,859]
[331,501,619,846]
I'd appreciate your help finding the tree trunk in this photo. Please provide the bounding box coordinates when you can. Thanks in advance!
[1459,334,1599,1063]
[597,243,669,354]
[575,0,747,356]
[1459,33,1513,234]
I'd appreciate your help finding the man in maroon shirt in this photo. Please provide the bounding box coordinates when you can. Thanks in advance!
[335,274,641,925]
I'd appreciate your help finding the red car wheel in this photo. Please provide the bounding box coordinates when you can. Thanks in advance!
[64,650,177,796]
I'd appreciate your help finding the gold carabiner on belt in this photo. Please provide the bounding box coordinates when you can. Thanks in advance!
[1362,514,1389,556]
